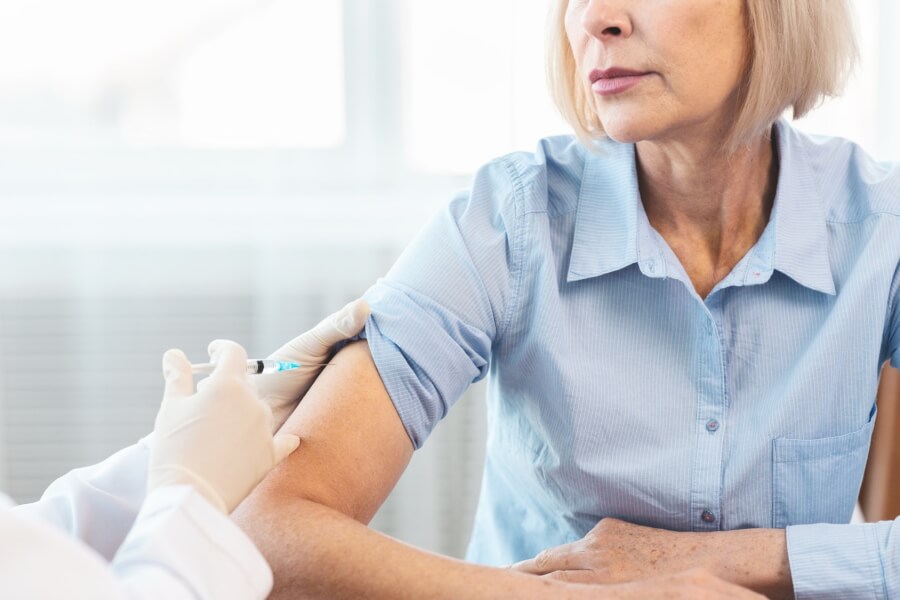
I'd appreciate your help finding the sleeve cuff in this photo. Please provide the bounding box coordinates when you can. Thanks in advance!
[787,522,887,599]
[362,315,433,449]
[361,281,489,449]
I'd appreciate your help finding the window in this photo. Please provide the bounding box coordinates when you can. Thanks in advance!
[793,0,900,160]
[0,0,344,149]
[0,0,895,192]
[404,0,568,173]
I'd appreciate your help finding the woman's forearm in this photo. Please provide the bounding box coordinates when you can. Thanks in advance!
[707,528,792,599]
[232,489,584,600]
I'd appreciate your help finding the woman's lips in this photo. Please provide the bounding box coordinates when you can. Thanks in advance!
[589,68,652,96]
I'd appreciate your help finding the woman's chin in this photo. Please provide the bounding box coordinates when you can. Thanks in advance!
[598,115,659,144]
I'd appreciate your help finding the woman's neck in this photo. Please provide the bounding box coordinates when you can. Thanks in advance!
[634,128,779,297]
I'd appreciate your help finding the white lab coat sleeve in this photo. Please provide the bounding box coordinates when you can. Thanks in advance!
[110,485,273,598]
[0,486,273,600]
[12,435,151,561]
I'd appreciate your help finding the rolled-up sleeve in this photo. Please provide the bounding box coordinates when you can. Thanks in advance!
[362,159,523,448]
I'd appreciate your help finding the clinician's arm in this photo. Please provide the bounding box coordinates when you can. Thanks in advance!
[2,340,294,599]
[11,299,369,563]
[231,341,762,600]
[1,485,271,599]
[13,438,150,561]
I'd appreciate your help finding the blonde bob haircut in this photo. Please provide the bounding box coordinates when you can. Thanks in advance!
[547,0,859,151]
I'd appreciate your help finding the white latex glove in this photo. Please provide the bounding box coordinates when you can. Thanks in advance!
[258,298,370,431]
[149,340,300,514]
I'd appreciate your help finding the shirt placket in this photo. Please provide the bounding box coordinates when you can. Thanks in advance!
[690,294,727,531]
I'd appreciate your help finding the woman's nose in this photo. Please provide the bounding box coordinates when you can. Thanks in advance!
[580,0,633,40]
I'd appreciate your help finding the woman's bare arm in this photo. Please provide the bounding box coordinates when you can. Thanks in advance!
[231,341,586,599]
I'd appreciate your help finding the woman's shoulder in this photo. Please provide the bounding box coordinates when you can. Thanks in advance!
[788,124,900,222]
[486,135,629,218]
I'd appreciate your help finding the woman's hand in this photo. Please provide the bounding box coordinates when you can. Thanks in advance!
[579,568,766,599]
[513,518,717,584]
[512,518,792,599]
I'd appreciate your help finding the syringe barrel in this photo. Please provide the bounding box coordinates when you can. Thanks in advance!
[247,360,267,375]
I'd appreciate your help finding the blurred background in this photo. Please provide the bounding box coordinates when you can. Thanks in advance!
[0,0,897,558]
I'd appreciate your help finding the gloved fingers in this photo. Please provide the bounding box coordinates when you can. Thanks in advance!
[275,298,370,359]
[272,434,301,463]
[331,298,370,338]
[245,374,259,396]
[162,348,195,401]
[207,339,250,379]
[261,398,276,431]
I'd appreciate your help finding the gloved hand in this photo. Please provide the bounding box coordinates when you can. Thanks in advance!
[149,340,300,514]
[257,298,370,431]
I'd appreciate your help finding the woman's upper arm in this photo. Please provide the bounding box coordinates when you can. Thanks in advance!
[249,159,523,521]
[254,339,413,523]
[357,158,523,449]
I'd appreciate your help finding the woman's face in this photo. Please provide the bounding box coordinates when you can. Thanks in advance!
[564,0,748,144]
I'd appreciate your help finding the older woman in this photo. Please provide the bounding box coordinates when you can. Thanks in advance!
[235,1,897,598]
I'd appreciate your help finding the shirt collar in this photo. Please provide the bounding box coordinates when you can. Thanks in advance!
[567,141,662,282]
[566,119,835,296]
[768,119,836,295]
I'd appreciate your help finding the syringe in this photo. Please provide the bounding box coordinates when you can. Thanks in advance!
[191,359,330,376]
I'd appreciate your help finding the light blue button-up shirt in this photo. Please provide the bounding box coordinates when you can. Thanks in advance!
[361,119,900,599]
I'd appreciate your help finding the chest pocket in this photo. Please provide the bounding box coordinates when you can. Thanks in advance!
[772,406,876,529]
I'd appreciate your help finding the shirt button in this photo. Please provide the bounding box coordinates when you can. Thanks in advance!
[706,319,713,335]
[706,419,719,433]
[647,259,656,273]
[701,510,716,524]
